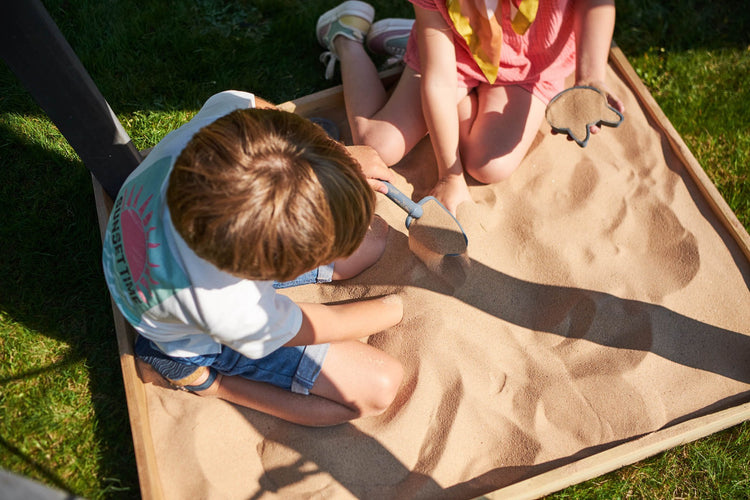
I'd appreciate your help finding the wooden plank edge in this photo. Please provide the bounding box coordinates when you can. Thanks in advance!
[276,65,403,115]
[482,401,750,499]
[276,84,344,115]
[608,45,750,261]
[92,174,165,500]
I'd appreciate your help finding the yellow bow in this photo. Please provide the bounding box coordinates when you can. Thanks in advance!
[447,0,538,84]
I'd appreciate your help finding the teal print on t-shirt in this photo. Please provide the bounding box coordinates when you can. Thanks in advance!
[107,156,189,320]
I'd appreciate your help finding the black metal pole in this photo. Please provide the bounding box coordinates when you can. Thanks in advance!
[0,0,141,199]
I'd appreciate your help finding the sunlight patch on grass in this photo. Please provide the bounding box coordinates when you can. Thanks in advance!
[0,113,77,160]
[0,316,102,494]
[121,109,196,151]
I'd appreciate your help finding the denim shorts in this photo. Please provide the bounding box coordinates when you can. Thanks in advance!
[135,263,334,395]
[135,335,328,395]
[272,262,334,289]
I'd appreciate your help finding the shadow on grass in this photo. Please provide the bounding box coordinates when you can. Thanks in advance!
[0,123,139,497]
[614,0,750,55]
[0,435,75,494]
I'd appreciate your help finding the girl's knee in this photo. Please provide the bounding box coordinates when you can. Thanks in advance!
[353,122,409,167]
[465,156,522,184]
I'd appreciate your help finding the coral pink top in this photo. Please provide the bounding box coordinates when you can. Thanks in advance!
[405,0,576,103]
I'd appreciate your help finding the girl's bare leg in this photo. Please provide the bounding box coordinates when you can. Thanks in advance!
[334,37,389,132]
[460,84,546,183]
[335,38,427,166]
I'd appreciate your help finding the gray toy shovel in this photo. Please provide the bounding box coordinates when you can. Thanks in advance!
[382,181,468,257]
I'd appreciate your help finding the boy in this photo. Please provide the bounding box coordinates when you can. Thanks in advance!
[103,90,404,427]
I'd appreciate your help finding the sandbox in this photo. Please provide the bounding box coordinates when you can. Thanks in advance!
[94,46,750,500]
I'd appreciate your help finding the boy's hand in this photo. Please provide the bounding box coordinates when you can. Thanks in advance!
[289,295,404,346]
[346,145,395,194]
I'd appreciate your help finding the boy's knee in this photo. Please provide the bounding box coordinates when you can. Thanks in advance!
[333,216,389,280]
[363,360,404,416]
[367,215,389,258]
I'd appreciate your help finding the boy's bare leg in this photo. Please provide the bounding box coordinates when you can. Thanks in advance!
[332,215,389,280]
[195,340,403,427]
[195,294,405,426]
[309,339,404,419]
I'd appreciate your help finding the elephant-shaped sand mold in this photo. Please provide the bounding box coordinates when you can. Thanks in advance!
[546,86,624,147]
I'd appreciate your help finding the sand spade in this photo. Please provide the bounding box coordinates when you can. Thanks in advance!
[382,181,468,256]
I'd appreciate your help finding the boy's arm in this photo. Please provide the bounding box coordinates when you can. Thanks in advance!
[284,295,404,346]
[346,145,395,195]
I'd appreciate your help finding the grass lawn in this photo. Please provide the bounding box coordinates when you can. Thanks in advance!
[0,0,747,498]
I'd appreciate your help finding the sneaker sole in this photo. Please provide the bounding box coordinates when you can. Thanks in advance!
[368,18,415,38]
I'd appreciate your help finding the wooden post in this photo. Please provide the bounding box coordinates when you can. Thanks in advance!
[0,0,140,199]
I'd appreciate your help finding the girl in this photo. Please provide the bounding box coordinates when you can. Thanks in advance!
[317,0,625,214]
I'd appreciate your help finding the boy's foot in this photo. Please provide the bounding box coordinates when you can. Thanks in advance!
[366,19,414,66]
[316,1,375,79]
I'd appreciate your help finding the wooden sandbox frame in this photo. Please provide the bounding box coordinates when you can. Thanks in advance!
[93,46,750,500]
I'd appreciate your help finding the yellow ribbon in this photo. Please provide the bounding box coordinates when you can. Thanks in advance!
[446,0,538,84]
[511,0,539,35]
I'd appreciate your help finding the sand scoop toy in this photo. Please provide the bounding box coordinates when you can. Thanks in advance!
[382,181,468,257]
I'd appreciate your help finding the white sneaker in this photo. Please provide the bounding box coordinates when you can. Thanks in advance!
[366,18,414,66]
[316,1,375,79]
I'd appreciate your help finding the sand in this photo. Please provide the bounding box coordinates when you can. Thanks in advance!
[132,58,750,499]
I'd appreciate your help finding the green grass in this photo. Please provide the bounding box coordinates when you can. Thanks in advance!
[0,0,748,498]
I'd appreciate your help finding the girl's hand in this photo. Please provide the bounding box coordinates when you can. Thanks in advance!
[431,174,473,215]
[574,80,625,135]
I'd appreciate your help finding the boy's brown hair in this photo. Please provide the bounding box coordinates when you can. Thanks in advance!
[167,108,375,282]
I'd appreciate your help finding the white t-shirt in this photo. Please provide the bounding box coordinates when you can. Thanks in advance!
[102,91,302,359]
